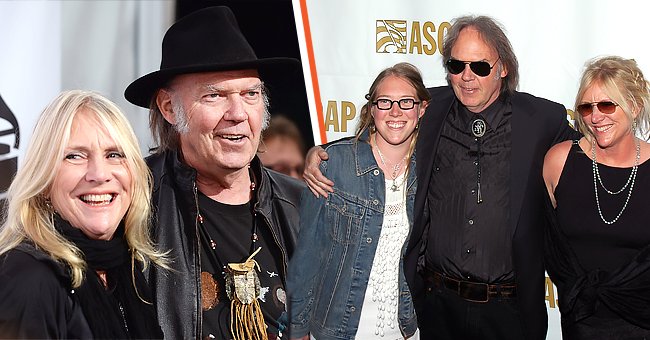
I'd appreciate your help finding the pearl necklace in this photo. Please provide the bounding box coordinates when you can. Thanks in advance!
[591,138,640,225]
[373,135,408,192]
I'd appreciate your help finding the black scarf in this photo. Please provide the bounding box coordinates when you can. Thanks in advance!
[55,215,163,339]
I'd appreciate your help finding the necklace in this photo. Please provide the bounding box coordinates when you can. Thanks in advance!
[373,135,408,192]
[196,166,258,310]
[591,138,640,225]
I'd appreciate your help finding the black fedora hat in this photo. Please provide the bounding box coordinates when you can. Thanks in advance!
[125,6,300,108]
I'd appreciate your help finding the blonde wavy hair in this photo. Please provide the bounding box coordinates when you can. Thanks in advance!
[0,90,166,288]
[575,56,650,141]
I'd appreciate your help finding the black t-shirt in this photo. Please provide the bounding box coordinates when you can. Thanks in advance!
[197,192,287,339]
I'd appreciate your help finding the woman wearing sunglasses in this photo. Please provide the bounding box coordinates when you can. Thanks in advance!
[543,56,650,339]
[287,63,429,340]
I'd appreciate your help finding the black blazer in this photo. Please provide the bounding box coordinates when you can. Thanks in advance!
[405,86,580,340]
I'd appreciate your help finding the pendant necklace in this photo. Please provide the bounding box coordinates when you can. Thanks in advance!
[471,116,486,203]
[591,138,640,225]
[374,134,408,192]
[196,166,259,311]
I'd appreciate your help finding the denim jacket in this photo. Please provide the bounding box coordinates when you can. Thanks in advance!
[287,132,418,339]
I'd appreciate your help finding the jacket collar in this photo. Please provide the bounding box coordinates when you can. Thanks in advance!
[354,130,380,176]
[15,242,71,285]
[163,149,274,216]
[354,129,418,191]
[249,156,273,218]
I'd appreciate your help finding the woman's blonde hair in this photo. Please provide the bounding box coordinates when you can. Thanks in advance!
[0,90,166,287]
[575,56,650,141]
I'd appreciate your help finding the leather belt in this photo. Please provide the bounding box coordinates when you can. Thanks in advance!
[421,268,516,303]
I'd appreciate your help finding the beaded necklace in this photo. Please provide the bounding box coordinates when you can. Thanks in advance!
[591,138,640,225]
[197,167,258,310]
[373,134,408,192]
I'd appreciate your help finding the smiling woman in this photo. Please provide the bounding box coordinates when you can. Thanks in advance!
[543,56,650,339]
[287,62,430,340]
[50,109,133,241]
[0,90,167,338]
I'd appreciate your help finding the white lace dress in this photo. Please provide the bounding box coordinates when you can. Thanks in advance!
[310,174,419,340]
[355,173,417,339]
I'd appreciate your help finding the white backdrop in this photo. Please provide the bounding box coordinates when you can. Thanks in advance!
[0,2,61,202]
[293,0,650,338]
[0,0,172,202]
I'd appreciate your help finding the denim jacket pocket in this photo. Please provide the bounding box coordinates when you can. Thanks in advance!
[326,192,366,244]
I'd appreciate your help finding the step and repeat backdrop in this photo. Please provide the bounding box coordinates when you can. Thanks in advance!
[0,3,60,206]
[293,0,650,338]
[0,1,171,206]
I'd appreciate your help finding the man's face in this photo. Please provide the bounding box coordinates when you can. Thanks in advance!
[448,27,507,113]
[161,70,266,175]
[258,136,304,180]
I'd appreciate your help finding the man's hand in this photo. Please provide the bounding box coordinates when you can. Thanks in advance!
[302,146,334,198]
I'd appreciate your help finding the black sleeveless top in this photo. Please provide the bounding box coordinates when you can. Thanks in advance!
[555,141,650,273]
[546,140,650,336]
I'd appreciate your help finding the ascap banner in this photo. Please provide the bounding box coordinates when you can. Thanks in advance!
[296,0,650,146]
[293,0,650,338]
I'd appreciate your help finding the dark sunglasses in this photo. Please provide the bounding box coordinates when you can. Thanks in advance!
[576,101,619,117]
[446,57,500,77]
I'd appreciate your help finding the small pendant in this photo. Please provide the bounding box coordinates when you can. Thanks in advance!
[391,183,399,192]
[471,117,487,137]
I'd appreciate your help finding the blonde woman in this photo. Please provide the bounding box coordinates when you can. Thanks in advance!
[544,56,650,338]
[0,90,166,338]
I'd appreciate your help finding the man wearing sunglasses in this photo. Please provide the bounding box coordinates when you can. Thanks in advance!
[402,15,582,340]
[303,14,582,340]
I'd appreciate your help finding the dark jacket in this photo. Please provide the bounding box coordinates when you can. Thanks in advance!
[404,86,581,340]
[146,149,303,340]
[0,243,92,339]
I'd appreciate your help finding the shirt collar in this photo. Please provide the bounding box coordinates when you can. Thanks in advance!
[456,93,511,131]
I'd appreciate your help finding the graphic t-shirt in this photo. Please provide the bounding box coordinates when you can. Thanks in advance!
[198,192,287,339]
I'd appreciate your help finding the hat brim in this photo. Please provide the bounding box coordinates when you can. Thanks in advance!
[124,57,300,108]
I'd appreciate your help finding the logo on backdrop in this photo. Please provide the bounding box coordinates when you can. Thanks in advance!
[324,100,357,133]
[376,19,451,55]
[0,94,20,210]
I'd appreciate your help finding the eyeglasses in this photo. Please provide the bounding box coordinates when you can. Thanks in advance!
[372,98,420,110]
[445,57,500,77]
[576,101,619,117]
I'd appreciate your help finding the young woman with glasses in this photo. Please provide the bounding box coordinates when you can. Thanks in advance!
[287,62,429,340]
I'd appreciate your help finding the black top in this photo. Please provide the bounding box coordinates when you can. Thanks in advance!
[555,141,650,271]
[547,141,650,326]
[425,95,514,283]
[0,244,93,339]
[198,192,286,339]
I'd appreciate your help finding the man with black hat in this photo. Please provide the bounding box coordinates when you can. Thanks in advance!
[124,6,304,340]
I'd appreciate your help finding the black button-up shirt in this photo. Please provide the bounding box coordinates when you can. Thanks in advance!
[425,94,514,283]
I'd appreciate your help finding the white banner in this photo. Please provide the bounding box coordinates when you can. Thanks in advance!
[0,1,171,205]
[294,0,650,338]
[0,1,62,202]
